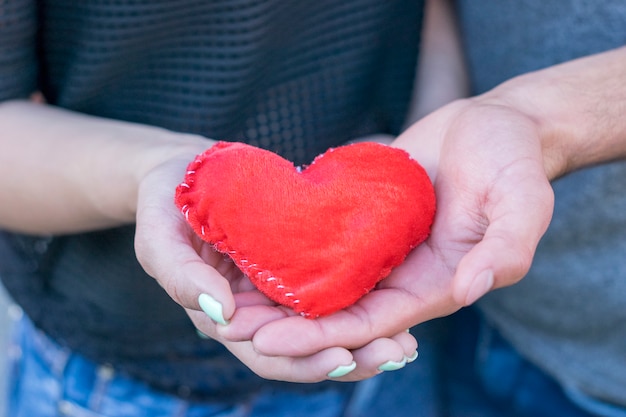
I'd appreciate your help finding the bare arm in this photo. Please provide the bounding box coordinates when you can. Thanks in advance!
[0,100,209,234]
[0,100,405,382]
[405,0,469,125]
[240,46,626,361]
[486,47,626,180]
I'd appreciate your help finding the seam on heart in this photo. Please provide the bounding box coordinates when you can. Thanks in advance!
[175,141,436,318]
[177,164,307,316]
[212,240,311,318]
[179,199,312,317]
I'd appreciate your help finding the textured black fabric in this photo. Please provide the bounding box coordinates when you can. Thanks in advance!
[0,0,424,400]
[0,0,38,99]
[35,0,421,166]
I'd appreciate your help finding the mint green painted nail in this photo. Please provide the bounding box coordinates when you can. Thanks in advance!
[196,329,211,339]
[378,357,407,372]
[405,351,419,363]
[327,361,357,378]
[198,293,229,325]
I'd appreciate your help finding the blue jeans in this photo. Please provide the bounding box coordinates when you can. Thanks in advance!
[440,308,626,417]
[3,308,624,417]
[4,315,356,417]
[2,313,437,417]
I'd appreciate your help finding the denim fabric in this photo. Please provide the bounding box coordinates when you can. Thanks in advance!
[4,317,350,417]
[474,322,594,417]
[5,309,623,417]
[4,314,448,417]
[565,387,626,417]
[443,309,625,417]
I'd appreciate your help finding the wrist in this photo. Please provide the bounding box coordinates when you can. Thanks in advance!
[474,74,573,180]
[122,130,213,224]
[0,100,213,233]
[475,46,626,181]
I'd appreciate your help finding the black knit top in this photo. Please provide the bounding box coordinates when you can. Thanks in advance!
[0,0,423,400]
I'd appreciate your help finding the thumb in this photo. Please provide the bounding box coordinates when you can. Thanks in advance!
[135,212,237,324]
[134,156,236,323]
[452,183,554,305]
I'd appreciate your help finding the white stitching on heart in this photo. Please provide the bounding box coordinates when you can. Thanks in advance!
[211,241,304,313]
[180,204,190,220]
[178,158,310,316]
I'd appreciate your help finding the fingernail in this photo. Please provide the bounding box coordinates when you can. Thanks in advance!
[405,351,419,363]
[198,293,229,325]
[465,269,494,305]
[327,361,357,378]
[378,357,407,372]
[196,329,211,339]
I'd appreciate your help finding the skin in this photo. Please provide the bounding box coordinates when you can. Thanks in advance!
[1,1,625,384]
[0,100,413,381]
[230,45,626,381]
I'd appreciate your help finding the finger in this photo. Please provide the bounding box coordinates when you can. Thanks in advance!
[336,331,418,382]
[217,304,292,342]
[249,294,410,357]
[138,224,233,315]
[189,310,356,383]
[229,342,356,383]
[233,290,278,308]
[251,246,455,357]
[452,175,554,306]
[135,166,236,320]
[390,330,419,362]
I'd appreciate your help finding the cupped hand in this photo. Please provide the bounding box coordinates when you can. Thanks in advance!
[132,141,417,382]
[225,98,555,360]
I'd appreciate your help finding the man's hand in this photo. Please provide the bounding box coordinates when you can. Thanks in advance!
[136,46,626,383]
[227,47,626,366]
[221,98,554,361]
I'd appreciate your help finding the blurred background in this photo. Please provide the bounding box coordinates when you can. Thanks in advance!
[1,284,13,417]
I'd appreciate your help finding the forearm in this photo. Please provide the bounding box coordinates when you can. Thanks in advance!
[477,46,626,180]
[406,0,468,125]
[0,100,210,234]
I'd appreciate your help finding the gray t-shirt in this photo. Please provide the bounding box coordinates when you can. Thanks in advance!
[456,0,626,408]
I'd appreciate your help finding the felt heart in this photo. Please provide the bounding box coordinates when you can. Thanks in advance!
[175,141,435,317]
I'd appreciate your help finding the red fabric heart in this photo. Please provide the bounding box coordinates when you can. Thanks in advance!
[175,141,435,317]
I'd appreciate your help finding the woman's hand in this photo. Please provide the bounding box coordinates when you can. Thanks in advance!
[133,147,418,382]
